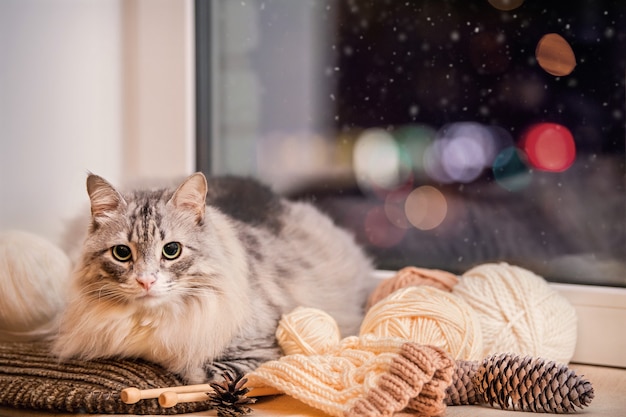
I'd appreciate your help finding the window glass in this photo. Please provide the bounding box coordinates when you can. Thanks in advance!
[198,0,625,287]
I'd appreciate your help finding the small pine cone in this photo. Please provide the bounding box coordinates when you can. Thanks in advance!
[444,360,481,406]
[474,353,594,413]
[207,371,257,417]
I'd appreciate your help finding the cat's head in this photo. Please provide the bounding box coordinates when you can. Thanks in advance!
[75,172,216,308]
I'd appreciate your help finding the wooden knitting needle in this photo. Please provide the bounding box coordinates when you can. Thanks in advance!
[159,385,281,408]
[121,383,281,405]
[159,391,209,408]
[121,384,214,404]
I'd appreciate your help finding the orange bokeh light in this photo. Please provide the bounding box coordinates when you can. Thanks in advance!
[520,123,576,172]
[404,186,448,230]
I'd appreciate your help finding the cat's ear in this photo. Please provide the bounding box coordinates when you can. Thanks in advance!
[86,174,127,220]
[168,172,207,221]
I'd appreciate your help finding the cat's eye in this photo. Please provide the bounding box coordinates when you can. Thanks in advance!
[162,242,182,260]
[111,245,132,262]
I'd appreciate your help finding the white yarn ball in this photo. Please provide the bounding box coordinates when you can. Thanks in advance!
[276,306,342,355]
[0,230,71,341]
[454,262,577,364]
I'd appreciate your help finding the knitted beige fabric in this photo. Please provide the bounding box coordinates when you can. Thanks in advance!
[248,335,455,417]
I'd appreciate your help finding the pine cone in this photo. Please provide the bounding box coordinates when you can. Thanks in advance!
[207,371,257,417]
[445,360,480,406]
[474,353,594,413]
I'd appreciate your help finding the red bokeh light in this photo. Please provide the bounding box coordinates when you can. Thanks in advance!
[363,206,406,248]
[520,123,576,172]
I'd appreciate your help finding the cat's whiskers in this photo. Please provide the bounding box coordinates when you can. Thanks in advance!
[79,281,136,303]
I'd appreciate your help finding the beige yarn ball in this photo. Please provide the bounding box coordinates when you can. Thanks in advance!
[0,230,71,341]
[360,286,483,361]
[454,262,577,364]
[276,306,342,355]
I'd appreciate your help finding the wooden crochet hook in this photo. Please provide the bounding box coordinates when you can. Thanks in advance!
[121,383,280,406]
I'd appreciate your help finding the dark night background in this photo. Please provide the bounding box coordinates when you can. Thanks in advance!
[315,0,626,285]
[330,0,624,155]
[208,0,626,286]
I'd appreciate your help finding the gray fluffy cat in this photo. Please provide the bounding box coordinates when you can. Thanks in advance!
[52,172,374,383]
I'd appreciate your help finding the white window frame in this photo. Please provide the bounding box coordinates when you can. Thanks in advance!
[121,0,196,180]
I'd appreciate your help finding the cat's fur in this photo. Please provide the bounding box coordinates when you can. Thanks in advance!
[52,173,374,383]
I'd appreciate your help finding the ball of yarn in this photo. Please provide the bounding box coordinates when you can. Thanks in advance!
[0,230,71,341]
[367,266,459,309]
[454,262,577,364]
[276,306,342,355]
[360,286,483,361]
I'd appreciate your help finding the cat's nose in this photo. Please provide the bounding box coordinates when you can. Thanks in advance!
[136,274,156,291]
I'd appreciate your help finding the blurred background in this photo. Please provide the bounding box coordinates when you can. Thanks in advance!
[1,0,624,287]
[201,0,625,286]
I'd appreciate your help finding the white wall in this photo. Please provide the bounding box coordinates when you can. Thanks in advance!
[0,0,193,245]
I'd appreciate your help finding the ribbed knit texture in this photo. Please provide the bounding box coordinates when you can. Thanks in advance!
[248,336,455,417]
[0,341,211,414]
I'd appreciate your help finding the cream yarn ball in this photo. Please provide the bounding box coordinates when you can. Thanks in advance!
[360,286,483,361]
[454,262,577,364]
[276,306,343,355]
[0,230,71,341]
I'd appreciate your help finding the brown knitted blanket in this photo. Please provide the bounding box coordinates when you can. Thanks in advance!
[0,341,212,414]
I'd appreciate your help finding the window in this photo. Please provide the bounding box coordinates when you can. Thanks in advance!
[197,0,625,290]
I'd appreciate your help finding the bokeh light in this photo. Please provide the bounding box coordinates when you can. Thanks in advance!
[520,122,576,172]
[353,128,410,192]
[535,33,576,77]
[404,186,448,230]
[423,139,452,183]
[423,122,501,183]
[364,206,406,247]
[488,0,524,11]
[393,124,437,176]
[384,190,411,229]
[441,134,488,183]
[492,146,532,191]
